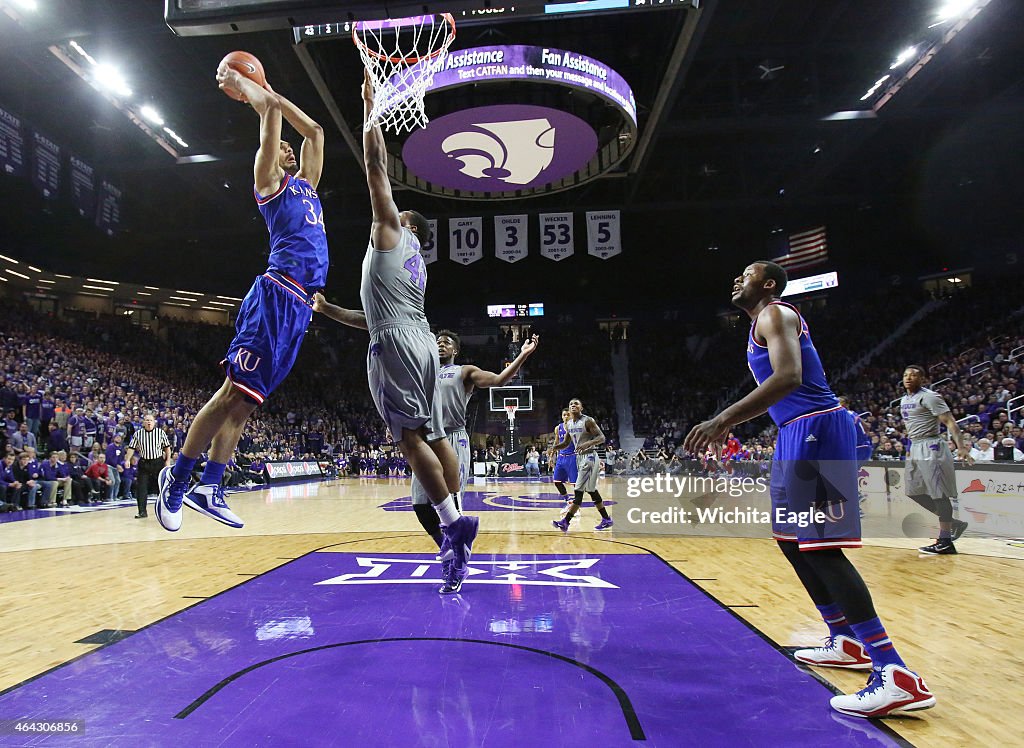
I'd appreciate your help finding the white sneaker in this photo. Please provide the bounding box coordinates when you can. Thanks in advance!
[794,635,872,670]
[183,483,244,528]
[830,664,935,718]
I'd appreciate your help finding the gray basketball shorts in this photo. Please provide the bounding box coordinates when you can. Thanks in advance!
[411,428,471,505]
[905,437,958,499]
[575,452,600,493]
[367,325,445,444]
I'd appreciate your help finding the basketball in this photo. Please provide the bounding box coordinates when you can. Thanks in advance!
[219,50,266,101]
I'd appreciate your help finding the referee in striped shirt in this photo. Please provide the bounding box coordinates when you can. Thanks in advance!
[124,413,171,519]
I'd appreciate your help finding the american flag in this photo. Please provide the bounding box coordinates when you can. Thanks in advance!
[773,226,828,271]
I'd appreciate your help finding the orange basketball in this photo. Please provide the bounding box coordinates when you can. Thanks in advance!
[219,50,267,102]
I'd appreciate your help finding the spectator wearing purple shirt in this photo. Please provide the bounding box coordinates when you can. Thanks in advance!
[105,435,126,500]
[39,452,71,507]
[40,391,55,433]
[46,422,68,454]
[0,454,21,508]
[12,452,39,509]
[23,388,42,436]
[122,456,138,500]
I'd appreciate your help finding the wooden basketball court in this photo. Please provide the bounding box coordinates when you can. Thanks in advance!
[0,478,1019,745]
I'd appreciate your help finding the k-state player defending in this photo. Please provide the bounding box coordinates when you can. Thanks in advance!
[358,69,477,594]
[685,261,933,718]
[551,399,612,532]
[410,330,538,548]
[157,63,328,531]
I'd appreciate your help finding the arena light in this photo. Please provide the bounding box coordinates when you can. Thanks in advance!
[0,254,19,264]
[140,105,165,126]
[79,292,112,298]
[38,279,55,284]
[889,46,918,69]
[82,284,113,291]
[163,127,188,149]
[200,306,225,312]
[174,290,202,295]
[164,302,192,308]
[0,276,7,282]
[860,74,890,101]
[136,292,152,296]
[55,273,72,278]
[13,0,39,12]
[208,300,235,306]
[168,296,198,302]
[144,285,159,290]
[93,63,132,98]
[935,0,976,23]
[5,269,29,279]
[216,295,243,301]
[27,265,41,272]
[86,277,118,284]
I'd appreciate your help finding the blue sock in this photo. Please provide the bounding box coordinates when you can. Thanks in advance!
[201,460,227,487]
[816,603,856,639]
[850,617,906,669]
[172,454,197,483]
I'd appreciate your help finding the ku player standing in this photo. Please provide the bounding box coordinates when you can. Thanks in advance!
[549,408,578,520]
[900,365,971,555]
[551,399,612,532]
[685,261,934,718]
[357,69,477,594]
[157,61,328,531]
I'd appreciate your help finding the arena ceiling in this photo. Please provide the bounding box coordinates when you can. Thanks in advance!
[0,0,1021,312]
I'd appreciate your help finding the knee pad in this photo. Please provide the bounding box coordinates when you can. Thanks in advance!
[553,481,567,496]
[590,491,603,504]
[934,497,954,523]
[572,491,584,507]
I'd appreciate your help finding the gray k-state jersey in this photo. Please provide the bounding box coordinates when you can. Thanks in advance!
[566,413,595,453]
[360,227,429,334]
[900,387,951,441]
[438,364,473,432]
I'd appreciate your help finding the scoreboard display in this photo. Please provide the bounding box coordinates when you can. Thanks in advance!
[487,303,545,319]
[166,0,694,36]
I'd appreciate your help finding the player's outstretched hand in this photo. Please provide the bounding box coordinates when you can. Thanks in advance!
[683,416,729,456]
[311,291,326,313]
[521,334,539,355]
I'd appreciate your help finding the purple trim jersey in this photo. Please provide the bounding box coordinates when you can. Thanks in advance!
[255,174,329,289]
[746,301,839,426]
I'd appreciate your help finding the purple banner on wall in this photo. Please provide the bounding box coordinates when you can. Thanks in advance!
[69,155,96,218]
[96,180,122,236]
[422,45,636,125]
[0,105,25,177]
[30,130,61,199]
[403,104,597,193]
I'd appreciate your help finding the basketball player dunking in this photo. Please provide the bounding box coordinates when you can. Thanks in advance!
[357,69,477,594]
[551,399,612,532]
[684,261,934,718]
[157,62,328,531]
[548,408,578,519]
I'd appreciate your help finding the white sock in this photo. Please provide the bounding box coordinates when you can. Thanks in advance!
[434,494,461,526]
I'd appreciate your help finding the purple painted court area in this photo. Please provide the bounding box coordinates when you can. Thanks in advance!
[379,490,615,513]
[0,553,900,747]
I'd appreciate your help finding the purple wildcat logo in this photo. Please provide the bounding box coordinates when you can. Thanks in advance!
[402,105,597,193]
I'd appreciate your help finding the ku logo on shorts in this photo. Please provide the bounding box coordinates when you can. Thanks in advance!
[233,349,263,373]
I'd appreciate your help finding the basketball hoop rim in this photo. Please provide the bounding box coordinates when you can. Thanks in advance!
[352,13,456,65]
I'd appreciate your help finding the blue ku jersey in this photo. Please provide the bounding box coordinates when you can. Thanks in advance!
[256,174,330,289]
[552,423,578,484]
[747,301,839,427]
[747,301,859,550]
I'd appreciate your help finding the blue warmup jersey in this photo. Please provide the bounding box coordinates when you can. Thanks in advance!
[256,174,330,289]
[747,301,859,549]
[553,423,578,484]
[747,301,839,427]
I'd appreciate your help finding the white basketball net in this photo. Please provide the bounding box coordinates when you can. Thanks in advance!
[354,14,455,134]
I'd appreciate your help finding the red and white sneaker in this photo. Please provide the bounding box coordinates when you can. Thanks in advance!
[794,635,872,670]
[830,664,936,718]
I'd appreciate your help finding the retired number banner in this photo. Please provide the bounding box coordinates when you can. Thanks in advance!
[419,218,439,264]
[449,216,483,265]
[586,210,622,259]
[539,213,574,261]
[494,214,528,263]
